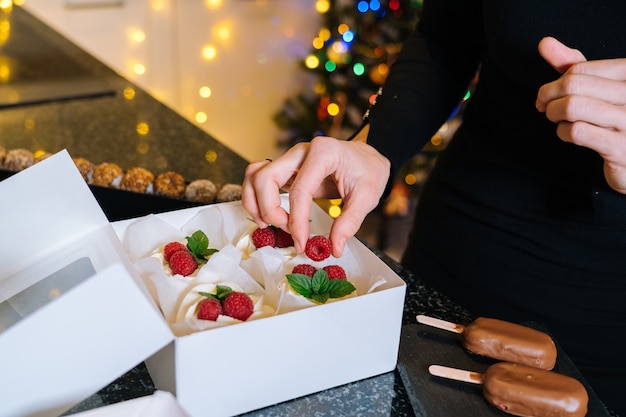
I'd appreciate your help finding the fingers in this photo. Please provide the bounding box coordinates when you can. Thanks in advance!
[242,144,309,232]
[538,36,586,74]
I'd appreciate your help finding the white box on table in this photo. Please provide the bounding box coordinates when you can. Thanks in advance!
[112,198,407,417]
[0,150,407,417]
[0,151,173,417]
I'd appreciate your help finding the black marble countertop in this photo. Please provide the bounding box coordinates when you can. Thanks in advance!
[1,6,613,417]
[0,6,247,189]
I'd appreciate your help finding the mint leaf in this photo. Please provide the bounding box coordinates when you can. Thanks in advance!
[216,285,234,300]
[311,292,330,304]
[327,279,356,299]
[186,230,219,264]
[286,269,355,304]
[286,274,313,298]
[198,291,219,301]
[311,270,330,294]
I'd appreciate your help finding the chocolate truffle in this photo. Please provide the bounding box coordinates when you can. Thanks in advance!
[3,148,35,171]
[185,179,218,203]
[91,162,124,187]
[154,171,186,199]
[72,157,95,182]
[120,167,154,193]
[216,183,242,202]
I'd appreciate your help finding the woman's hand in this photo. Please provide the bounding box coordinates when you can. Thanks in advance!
[242,135,390,257]
[536,36,626,194]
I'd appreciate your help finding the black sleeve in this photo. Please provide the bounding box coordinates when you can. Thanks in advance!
[366,0,485,191]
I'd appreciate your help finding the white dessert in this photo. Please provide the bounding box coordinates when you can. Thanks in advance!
[176,282,274,323]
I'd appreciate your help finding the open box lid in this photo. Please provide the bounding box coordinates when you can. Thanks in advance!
[0,151,174,417]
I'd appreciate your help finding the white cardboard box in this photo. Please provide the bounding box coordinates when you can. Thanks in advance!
[0,151,173,417]
[0,150,407,417]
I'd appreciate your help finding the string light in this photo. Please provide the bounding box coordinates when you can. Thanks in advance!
[202,45,217,60]
[352,62,365,76]
[199,86,212,98]
[305,55,320,69]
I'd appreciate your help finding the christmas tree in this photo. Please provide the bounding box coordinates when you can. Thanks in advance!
[274,0,423,150]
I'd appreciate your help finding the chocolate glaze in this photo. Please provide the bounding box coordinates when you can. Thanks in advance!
[463,317,557,370]
[483,362,588,417]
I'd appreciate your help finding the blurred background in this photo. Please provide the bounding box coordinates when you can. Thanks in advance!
[5,0,470,261]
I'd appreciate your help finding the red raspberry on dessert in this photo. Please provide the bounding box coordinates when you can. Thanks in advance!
[274,228,294,248]
[169,250,198,276]
[163,241,187,262]
[292,263,318,277]
[196,297,222,321]
[305,235,333,261]
[323,265,347,280]
[251,227,276,248]
[222,292,254,321]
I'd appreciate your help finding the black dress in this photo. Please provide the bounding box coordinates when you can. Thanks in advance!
[367,0,626,414]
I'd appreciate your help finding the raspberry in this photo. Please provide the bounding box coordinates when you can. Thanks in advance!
[274,228,294,248]
[196,297,222,321]
[305,235,332,261]
[292,263,318,277]
[163,241,187,262]
[323,265,347,280]
[169,250,198,276]
[251,227,276,248]
[222,292,254,321]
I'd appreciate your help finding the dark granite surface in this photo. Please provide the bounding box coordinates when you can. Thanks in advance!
[0,6,247,188]
[1,6,615,417]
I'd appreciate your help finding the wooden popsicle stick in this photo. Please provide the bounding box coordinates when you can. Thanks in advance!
[429,365,484,385]
[416,314,465,334]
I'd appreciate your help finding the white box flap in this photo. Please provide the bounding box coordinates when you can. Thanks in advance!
[0,264,173,417]
[0,150,109,280]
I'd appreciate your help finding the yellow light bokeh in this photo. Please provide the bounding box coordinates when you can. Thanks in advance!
[215,24,230,41]
[0,61,10,83]
[136,122,150,136]
[133,63,146,75]
[205,150,218,163]
[0,0,12,11]
[123,87,136,100]
[195,111,208,123]
[150,0,166,11]
[136,142,149,154]
[199,86,212,98]
[315,0,330,13]
[319,28,331,41]
[312,37,325,49]
[202,45,217,60]
[313,82,326,95]
[305,55,320,69]
[131,30,146,43]
[205,0,222,9]
[337,23,349,35]
[327,102,340,116]
[404,173,417,186]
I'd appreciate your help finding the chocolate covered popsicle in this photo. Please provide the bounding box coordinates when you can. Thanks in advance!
[417,315,557,370]
[429,363,588,417]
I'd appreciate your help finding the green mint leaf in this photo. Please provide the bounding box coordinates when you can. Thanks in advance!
[327,279,356,298]
[186,230,218,264]
[198,291,219,301]
[311,269,330,294]
[216,285,233,300]
[286,274,313,298]
[311,292,330,304]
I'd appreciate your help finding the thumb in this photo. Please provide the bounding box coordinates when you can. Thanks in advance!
[538,36,587,74]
